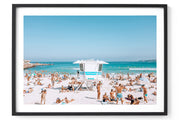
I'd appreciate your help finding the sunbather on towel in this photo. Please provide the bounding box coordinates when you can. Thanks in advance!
[64,97,74,104]
[56,97,64,104]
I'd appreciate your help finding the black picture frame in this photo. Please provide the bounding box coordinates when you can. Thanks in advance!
[12,4,168,116]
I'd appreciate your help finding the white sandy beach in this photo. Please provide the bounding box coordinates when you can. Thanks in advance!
[24,73,157,105]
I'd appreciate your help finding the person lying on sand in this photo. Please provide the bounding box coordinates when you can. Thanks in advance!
[152,91,157,96]
[148,72,154,78]
[128,88,137,92]
[141,85,148,103]
[64,97,74,104]
[125,94,142,105]
[150,78,157,83]
[109,81,114,85]
[61,85,67,92]
[55,79,62,84]
[56,97,64,104]
[61,85,73,92]
[126,81,133,86]
[67,85,74,91]
[23,88,33,94]
[37,80,43,85]
[134,80,141,85]
[63,74,69,80]
[149,85,154,89]
[125,94,134,104]
[133,98,140,105]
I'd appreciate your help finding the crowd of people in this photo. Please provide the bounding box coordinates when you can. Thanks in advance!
[24,70,157,105]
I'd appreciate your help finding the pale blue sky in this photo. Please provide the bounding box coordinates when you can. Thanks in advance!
[24,16,156,62]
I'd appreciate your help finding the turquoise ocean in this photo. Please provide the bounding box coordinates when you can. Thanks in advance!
[24,61,156,75]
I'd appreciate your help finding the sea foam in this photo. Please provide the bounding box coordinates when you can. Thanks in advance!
[129,68,156,70]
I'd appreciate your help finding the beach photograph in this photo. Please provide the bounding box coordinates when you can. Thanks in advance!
[23,15,157,106]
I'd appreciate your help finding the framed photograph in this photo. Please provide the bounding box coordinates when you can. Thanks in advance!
[12,4,168,115]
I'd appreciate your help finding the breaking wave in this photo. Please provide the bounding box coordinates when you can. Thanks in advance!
[129,68,156,70]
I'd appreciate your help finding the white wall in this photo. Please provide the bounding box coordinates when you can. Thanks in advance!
[0,0,178,119]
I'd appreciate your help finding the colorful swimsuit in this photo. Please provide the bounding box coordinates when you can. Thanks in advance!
[117,93,123,99]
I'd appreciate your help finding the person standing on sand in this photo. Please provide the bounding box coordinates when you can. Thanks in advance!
[41,89,47,104]
[141,85,148,103]
[97,81,102,100]
[51,74,55,87]
[127,73,130,79]
[140,73,142,78]
[115,84,124,104]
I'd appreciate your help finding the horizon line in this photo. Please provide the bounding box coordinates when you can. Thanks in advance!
[29,60,156,62]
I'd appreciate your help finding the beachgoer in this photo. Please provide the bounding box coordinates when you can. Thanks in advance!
[152,91,157,96]
[127,73,130,79]
[37,80,43,85]
[25,73,28,78]
[140,73,142,78]
[64,97,74,104]
[67,85,74,91]
[106,73,110,79]
[97,81,102,100]
[115,84,124,104]
[37,73,42,78]
[51,74,55,87]
[41,89,47,104]
[56,97,63,104]
[48,84,51,88]
[134,98,140,105]
[141,85,148,103]
[110,89,116,102]
[27,76,31,81]
[150,78,157,83]
[103,93,109,102]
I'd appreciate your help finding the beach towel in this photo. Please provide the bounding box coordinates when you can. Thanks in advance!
[61,102,66,105]
[101,101,108,105]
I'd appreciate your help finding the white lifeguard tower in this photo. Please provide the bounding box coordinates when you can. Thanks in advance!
[73,59,108,91]
[73,59,108,81]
